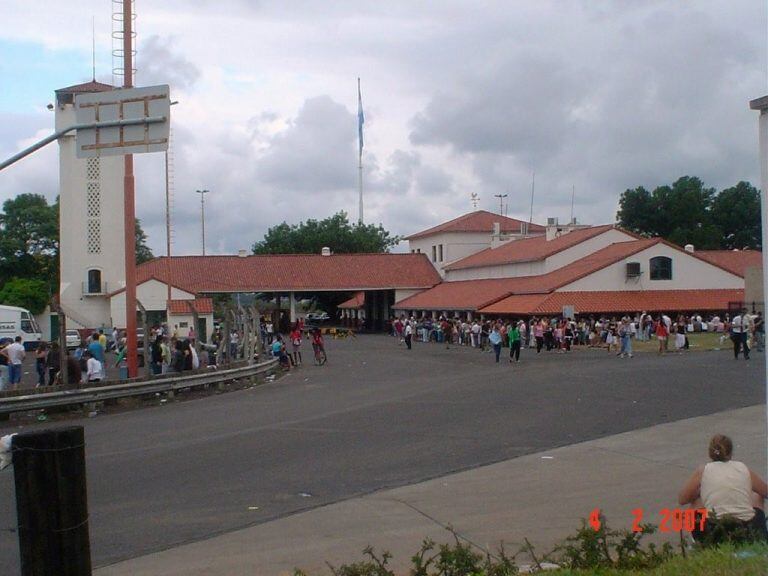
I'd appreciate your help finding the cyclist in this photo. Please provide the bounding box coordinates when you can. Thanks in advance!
[311,328,327,365]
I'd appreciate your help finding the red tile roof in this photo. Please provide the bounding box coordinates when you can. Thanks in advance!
[395,239,660,310]
[479,289,745,316]
[444,224,623,271]
[167,298,214,315]
[405,210,544,240]
[338,292,365,309]
[134,253,441,294]
[56,80,115,95]
[695,250,762,278]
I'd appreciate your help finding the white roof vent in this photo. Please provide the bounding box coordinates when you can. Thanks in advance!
[684,244,694,253]
[238,249,248,258]
[321,247,332,256]
[492,222,501,236]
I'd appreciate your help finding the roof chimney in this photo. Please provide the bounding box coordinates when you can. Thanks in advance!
[321,247,332,256]
[492,222,501,236]
[684,244,694,253]
[238,249,248,257]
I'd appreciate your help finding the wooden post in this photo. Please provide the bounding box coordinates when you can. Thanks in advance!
[12,426,92,576]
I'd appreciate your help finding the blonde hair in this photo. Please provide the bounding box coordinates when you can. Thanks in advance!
[708,434,733,462]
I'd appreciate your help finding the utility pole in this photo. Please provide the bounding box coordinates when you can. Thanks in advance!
[494,193,508,216]
[196,189,209,255]
[123,0,138,378]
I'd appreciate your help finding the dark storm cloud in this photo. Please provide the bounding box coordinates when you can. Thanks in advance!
[408,1,764,219]
[256,95,358,193]
[137,35,200,91]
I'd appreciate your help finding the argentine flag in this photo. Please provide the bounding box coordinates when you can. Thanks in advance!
[357,78,364,159]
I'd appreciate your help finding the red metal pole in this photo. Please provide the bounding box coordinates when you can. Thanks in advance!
[123,0,138,377]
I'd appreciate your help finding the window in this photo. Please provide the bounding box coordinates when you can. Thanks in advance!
[649,256,672,280]
[87,269,102,293]
[431,246,437,262]
[438,244,444,262]
[21,320,34,333]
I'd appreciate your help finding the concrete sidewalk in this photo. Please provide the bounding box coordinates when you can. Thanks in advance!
[97,405,766,576]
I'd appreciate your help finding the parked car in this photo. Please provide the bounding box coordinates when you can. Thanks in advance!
[306,312,330,322]
[65,329,81,350]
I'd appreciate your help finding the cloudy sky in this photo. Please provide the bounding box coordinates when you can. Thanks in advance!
[1,1,766,255]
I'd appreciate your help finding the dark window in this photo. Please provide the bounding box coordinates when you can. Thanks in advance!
[438,244,444,262]
[87,269,102,293]
[21,320,34,333]
[649,256,672,280]
[431,246,437,262]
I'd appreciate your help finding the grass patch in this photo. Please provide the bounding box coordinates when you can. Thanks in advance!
[628,332,728,354]
[549,543,768,575]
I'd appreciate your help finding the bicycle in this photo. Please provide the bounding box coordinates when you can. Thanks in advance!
[312,343,327,365]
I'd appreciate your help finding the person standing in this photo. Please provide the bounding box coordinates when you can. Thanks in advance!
[98,329,108,353]
[150,335,163,375]
[731,309,751,360]
[46,342,61,385]
[289,323,303,366]
[85,351,103,382]
[618,318,633,358]
[2,336,26,388]
[87,333,106,379]
[655,316,668,355]
[442,318,453,349]
[489,324,502,363]
[404,320,413,350]
[508,321,522,363]
[34,341,48,386]
[0,342,8,391]
[160,337,171,373]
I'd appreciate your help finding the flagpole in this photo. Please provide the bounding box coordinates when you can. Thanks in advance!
[357,77,364,225]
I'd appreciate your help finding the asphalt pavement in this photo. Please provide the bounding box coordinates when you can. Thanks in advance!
[0,335,764,574]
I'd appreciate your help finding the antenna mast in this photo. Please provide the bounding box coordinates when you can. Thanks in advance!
[529,171,535,224]
[92,16,96,81]
[570,184,575,223]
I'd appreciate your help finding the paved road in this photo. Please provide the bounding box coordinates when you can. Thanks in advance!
[0,336,763,573]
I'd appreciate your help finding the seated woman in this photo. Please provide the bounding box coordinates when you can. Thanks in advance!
[678,434,768,544]
[271,335,291,368]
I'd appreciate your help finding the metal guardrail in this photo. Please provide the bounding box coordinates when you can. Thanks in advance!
[0,359,279,416]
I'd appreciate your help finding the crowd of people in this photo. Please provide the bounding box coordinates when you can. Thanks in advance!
[391,308,765,363]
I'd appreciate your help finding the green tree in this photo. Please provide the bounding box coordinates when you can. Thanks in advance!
[0,193,59,291]
[252,211,399,254]
[617,176,758,249]
[0,277,50,315]
[616,186,656,236]
[135,218,155,264]
[710,181,761,249]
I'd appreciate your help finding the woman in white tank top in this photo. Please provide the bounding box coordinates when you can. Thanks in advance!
[678,434,768,543]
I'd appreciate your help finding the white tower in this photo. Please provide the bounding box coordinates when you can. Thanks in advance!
[55,81,126,329]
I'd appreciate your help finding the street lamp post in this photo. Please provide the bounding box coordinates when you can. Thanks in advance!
[195,189,209,255]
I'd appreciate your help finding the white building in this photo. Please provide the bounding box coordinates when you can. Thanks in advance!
[55,80,126,330]
[405,210,545,275]
[395,211,757,318]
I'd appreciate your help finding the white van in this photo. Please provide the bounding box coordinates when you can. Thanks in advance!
[0,305,43,349]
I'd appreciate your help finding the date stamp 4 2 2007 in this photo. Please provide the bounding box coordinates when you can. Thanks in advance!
[589,507,708,533]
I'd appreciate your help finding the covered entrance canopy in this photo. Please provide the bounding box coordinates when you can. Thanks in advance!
[132,253,441,331]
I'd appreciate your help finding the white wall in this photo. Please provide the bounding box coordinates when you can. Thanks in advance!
[444,228,636,282]
[561,244,744,292]
[394,288,423,304]
[544,229,636,272]
[168,312,214,341]
[409,232,494,275]
[57,97,126,329]
[446,260,545,281]
[110,280,195,328]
